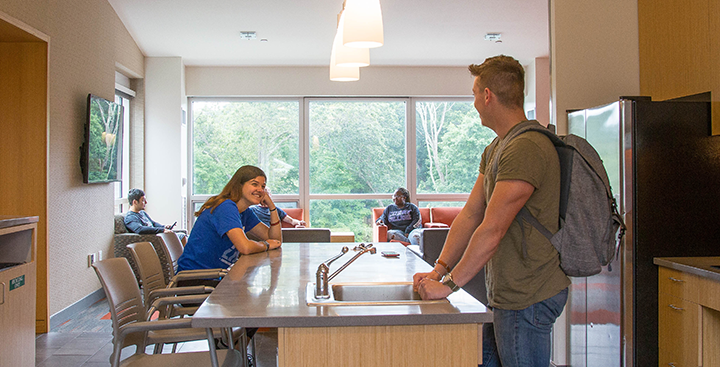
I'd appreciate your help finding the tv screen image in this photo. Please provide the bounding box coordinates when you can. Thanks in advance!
[81,94,124,183]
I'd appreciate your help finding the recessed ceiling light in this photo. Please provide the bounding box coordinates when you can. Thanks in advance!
[240,31,257,40]
[260,39,268,42]
[484,33,501,42]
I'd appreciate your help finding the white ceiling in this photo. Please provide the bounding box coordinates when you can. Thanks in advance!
[107,0,549,67]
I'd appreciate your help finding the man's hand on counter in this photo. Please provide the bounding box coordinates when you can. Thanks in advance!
[417,277,453,300]
[413,271,439,291]
[415,269,452,300]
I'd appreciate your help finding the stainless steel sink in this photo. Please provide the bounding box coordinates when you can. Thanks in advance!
[306,282,449,306]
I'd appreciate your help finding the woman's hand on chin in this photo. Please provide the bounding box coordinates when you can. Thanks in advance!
[260,188,275,207]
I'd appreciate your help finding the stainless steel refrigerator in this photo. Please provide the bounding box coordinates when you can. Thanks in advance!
[564,96,720,367]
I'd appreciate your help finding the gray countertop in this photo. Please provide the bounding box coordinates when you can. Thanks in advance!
[191,242,491,328]
[0,216,38,230]
[654,257,720,283]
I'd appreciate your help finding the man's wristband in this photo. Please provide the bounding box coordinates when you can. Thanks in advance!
[434,258,451,273]
[270,219,281,226]
[269,207,277,212]
[262,240,270,252]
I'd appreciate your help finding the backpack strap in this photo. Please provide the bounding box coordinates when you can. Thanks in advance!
[488,121,559,259]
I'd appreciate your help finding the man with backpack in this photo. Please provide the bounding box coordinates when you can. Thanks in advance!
[413,55,570,367]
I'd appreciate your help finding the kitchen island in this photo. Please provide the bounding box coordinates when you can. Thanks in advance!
[191,242,491,367]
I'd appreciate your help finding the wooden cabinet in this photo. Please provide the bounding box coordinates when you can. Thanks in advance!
[639,0,720,135]
[278,324,480,367]
[658,292,700,367]
[0,13,49,333]
[658,265,720,367]
[0,220,37,367]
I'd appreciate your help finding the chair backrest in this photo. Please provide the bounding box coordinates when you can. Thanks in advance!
[126,242,168,308]
[281,208,304,228]
[92,257,147,352]
[430,207,462,226]
[158,232,184,274]
[282,228,331,242]
[372,208,384,223]
[419,207,431,226]
[114,214,128,234]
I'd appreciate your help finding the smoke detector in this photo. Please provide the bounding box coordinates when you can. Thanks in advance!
[484,33,502,43]
[240,31,257,40]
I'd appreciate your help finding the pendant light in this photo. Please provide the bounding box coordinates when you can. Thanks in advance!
[342,0,384,48]
[329,29,360,81]
[333,12,369,67]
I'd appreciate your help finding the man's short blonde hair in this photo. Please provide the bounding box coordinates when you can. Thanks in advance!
[469,55,525,109]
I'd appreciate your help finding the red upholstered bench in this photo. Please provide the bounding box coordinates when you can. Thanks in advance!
[281,208,304,228]
[424,207,463,228]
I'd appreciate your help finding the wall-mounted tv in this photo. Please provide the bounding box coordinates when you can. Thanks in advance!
[80,94,124,184]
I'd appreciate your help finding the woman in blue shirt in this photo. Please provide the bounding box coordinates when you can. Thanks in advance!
[178,165,283,273]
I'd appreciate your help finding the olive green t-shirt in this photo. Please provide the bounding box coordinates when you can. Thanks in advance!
[479,122,570,310]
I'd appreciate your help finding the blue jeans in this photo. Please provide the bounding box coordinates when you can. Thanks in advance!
[386,228,422,247]
[482,288,568,367]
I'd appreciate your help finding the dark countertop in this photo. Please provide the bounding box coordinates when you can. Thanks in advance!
[654,257,720,283]
[191,242,491,329]
[0,216,39,230]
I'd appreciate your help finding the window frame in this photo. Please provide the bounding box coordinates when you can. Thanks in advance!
[113,89,133,214]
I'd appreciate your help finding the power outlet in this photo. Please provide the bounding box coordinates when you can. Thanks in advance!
[87,253,96,267]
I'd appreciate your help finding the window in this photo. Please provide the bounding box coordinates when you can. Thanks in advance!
[308,100,406,194]
[113,92,131,214]
[415,100,493,194]
[189,99,301,216]
[187,97,483,241]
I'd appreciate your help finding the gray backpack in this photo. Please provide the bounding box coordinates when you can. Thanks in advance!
[489,121,626,277]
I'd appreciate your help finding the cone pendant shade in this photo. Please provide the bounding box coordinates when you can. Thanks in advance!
[342,0,384,48]
[330,36,360,81]
[334,12,369,67]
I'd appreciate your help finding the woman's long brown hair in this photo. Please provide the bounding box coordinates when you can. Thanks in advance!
[194,165,266,216]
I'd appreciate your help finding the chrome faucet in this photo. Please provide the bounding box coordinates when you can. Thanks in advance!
[315,244,377,299]
[315,247,349,299]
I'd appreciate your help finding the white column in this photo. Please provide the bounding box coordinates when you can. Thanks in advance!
[143,57,185,225]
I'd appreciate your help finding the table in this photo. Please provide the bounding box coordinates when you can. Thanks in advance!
[192,242,490,367]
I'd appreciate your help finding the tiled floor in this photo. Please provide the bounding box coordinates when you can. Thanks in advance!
[36,297,278,367]
[36,330,279,367]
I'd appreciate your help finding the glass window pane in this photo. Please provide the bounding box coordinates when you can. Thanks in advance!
[309,199,393,242]
[114,93,131,214]
[416,101,493,194]
[418,201,466,208]
[192,100,299,195]
[309,100,406,194]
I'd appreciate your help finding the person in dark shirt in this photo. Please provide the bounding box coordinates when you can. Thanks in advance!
[124,188,185,241]
[375,187,422,246]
